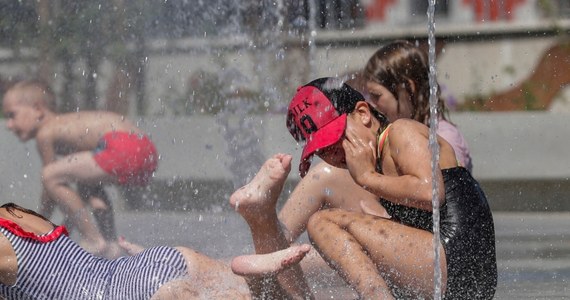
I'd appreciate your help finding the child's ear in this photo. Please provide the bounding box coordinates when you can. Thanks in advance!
[353,101,372,125]
[32,102,45,119]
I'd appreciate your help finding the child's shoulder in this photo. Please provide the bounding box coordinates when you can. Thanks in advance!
[36,111,112,135]
[54,111,120,124]
[390,118,423,130]
[389,118,430,138]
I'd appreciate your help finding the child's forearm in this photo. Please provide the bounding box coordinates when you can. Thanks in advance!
[359,172,435,211]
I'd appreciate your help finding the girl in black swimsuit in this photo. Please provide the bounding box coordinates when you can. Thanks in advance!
[287,77,497,299]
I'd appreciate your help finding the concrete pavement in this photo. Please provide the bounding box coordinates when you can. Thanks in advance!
[103,210,569,299]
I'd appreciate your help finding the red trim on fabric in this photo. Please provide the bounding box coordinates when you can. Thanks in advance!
[0,218,68,243]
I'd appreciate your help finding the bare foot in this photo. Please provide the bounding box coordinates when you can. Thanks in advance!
[117,236,145,255]
[229,153,292,220]
[230,244,311,277]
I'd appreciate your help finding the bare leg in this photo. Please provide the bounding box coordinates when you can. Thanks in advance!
[119,239,312,276]
[41,152,114,256]
[233,244,312,300]
[152,245,312,300]
[307,209,447,299]
[118,236,310,299]
[78,183,123,258]
[230,153,313,299]
[231,244,311,277]
[78,183,118,240]
[277,161,389,243]
[153,247,250,300]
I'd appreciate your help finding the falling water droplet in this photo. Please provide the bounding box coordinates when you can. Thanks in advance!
[276,48,285,61]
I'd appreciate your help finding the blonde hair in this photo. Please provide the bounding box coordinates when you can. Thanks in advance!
[8,79,56,111]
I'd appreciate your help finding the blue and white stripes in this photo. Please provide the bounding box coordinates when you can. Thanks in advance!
[0,227,188,300]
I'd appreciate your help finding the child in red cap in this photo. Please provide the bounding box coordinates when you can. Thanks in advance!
[286,77,497,299]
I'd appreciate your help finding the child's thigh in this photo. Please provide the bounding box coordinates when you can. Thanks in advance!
[355,217,446,292]
[313,210,446,292]
[151,279,250,300]
[171,247,250,298]
[43,152,111,183]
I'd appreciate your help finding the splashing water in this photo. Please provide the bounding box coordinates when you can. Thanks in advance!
[426,0,442,299]
[307,0,318,79]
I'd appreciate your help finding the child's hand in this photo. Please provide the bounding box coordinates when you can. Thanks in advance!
[342,127,376,186]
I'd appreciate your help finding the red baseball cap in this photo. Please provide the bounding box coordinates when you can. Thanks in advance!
[286,77,365,177]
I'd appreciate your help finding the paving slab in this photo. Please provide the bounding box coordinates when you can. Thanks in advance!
[103,211,570,299]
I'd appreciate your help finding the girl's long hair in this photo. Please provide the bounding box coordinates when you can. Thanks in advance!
[1,202,55,225]
[364,40,449,125]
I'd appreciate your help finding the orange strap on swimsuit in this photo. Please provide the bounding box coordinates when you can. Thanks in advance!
[377,124,392,157]
[375,124,392,173]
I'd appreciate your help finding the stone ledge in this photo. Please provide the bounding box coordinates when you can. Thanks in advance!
[2,112,568,211]
[119,178,570,212]
[119,179,301,212]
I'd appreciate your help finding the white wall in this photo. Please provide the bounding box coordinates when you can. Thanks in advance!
[1,112,568,211]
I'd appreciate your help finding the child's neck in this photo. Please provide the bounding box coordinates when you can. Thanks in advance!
[38,110,56,125]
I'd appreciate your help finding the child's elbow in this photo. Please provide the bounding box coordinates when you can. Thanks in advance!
[40,165,60,190]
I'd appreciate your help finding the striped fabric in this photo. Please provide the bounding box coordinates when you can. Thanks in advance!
[0,224,188,300]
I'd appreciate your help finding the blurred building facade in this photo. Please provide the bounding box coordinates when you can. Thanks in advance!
[0,0,569,116]
[0,0,569,213]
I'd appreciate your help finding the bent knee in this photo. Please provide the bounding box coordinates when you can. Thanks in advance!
[41,165,61,190]
[306,209,343,236]
[41,163,77,191]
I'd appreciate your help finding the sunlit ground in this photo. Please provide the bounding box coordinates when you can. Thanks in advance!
[93,210,570,299]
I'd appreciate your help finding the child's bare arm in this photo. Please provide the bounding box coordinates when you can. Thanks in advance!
[35,129,58,165]
[35,129,59,218]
